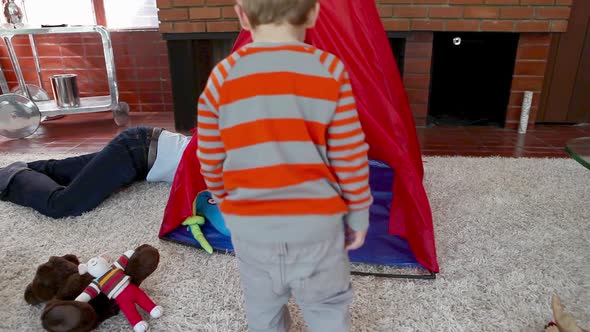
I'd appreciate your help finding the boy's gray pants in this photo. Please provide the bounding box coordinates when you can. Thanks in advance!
[232,230,353,332]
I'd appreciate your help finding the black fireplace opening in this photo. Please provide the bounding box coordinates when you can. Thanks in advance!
[388,34,407,76]
[429,32,519,127]
[165,33,237,131]
[165,32,408,131]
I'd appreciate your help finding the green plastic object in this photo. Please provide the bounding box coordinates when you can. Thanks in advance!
[182,216,214,254]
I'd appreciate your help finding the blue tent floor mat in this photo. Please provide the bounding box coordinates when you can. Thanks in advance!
[162,160,426,270]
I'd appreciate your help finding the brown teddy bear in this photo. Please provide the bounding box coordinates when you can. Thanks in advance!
[24,244,160,332]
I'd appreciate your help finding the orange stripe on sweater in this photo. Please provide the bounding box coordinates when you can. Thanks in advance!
[199,123,218,130]
[221,119,327,151]
[198,110,217,118]
[202,167,223,176]
[211,72,222,92]
[203,175,222,183]
[221,197,347,216]
[340,173,370,185]
[331,116,360,127]
[223,164,336,190]
[199,158,221,167]
[227,55,236,67]
[328,128,364,140]
[237,48,248,57]
[199,146,225,154]
[336,103,356,113]
[207,184,225,192]
[331,151,369,164]
[329,58,339,74]
[343,186,371,196]
[218,64,228,78]
[342,90,354,99]
[98,268,119,287]
[204,88,218,109]
[348,196,373,206]
[219,72,339,106]
[197,134,221,143]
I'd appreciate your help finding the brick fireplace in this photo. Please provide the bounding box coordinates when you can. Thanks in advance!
[157,0,573,129]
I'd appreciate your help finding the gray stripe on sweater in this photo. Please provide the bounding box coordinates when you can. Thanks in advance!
[219,95,336,129]
[225,213,346,244]
[337,97,356,108]
[198,140,224,149]
[227,51,332,81]
[328,144,368,159]
[227,178,341,201]
[328,122,362,134]
[197,150,226,163]
[206,80,219,104]
[330,156,368,169]
[344,188,373,202]
[198,115,217,124]
[223,142,328,171]
[198,128,221,137]
[328,133,366,147]
[334,166,369,181]
[333,61,345,81]
[336,179,368,192]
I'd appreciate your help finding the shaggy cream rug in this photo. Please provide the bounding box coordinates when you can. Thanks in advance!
[0,154,588,332]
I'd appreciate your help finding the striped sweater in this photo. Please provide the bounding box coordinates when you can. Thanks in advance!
[197,42,373,243]
[82,254,131,300]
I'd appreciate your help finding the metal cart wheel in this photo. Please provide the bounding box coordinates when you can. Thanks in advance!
[0,93,41,139]
[11,84,64,122]
[113,101,129,127]
[11,84,50,101]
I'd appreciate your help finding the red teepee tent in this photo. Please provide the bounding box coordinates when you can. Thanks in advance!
[159,0,439,273]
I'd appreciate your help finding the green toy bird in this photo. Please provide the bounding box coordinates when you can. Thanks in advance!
[182,216,213,254]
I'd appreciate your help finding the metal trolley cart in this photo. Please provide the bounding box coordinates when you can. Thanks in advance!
[0,25,129,139]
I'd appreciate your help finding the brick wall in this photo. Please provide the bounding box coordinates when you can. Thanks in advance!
[506,33,551,128]
[378,0,571,33]
[158,0,572,33]
[0,30,173,113]
[403,32,434,126]
[156,0,573,127]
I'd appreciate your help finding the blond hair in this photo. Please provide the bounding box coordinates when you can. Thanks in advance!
[240,0,318,27]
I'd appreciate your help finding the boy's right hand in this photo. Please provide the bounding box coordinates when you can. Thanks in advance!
[345,226,368,251]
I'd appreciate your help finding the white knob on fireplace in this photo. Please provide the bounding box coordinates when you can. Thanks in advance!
[453,37,462,46]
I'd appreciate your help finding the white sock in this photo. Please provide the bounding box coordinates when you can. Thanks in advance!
[133,321,149,332]
[150,306,163,319]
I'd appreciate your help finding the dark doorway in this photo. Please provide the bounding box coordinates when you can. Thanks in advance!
[540,0,590,124]
[429,32,519,126]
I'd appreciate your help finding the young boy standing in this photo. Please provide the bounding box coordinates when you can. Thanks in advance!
[196,0,373,331]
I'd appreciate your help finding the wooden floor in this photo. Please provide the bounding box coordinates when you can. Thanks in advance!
[1,112,589,158]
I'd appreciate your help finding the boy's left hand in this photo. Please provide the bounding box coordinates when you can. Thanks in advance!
[345,226,368,251]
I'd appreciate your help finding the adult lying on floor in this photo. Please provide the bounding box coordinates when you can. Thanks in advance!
[0,127,190,218]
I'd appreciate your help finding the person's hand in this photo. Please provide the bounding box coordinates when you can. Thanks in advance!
[345,226,368,251]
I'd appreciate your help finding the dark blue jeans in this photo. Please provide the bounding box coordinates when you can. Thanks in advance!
[1,127,152,218]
